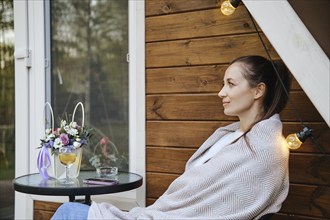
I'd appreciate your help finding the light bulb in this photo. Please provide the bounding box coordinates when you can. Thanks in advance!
[220,0,241,16]
[286,133,302,150]
[221,0,236,16]
[286,127,312,150]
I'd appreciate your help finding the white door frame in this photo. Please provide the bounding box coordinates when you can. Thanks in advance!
[14,0,45,219]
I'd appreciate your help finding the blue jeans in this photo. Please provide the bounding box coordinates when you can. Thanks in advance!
[51,202,90,220]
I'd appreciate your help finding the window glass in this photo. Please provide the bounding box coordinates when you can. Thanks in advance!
[0,0,15,219]
[49,0,129,171]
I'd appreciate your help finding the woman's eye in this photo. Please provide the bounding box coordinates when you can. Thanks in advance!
[222,81,234,87]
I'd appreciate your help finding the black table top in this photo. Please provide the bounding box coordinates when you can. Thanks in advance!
[13,171,143,197]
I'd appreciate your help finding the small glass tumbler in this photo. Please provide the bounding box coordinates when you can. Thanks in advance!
[96,167,118,178]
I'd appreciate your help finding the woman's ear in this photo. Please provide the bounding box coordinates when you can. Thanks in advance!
[254,83,266,99]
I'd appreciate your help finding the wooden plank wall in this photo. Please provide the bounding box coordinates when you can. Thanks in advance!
[145,1,330,219]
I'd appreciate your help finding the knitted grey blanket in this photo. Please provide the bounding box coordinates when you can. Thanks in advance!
[88,114,289,220]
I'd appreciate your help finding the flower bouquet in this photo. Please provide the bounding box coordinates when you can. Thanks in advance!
[37,102,92,180]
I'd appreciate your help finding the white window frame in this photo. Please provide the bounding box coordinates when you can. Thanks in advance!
[14,0,145,219]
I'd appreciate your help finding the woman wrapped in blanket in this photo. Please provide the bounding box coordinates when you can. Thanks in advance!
[52,55,291,220]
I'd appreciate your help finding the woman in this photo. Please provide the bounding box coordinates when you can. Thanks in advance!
[52,55,291,220]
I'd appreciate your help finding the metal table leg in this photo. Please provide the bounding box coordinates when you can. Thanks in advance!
[85,195,91,205]
[69,195,75,202]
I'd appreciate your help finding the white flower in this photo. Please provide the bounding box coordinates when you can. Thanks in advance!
[73,141,82,149]
[67,128,78,136]
[70,121,77,128]
[45,133,55,142]
[45,128,52,135]
[60,120,67,127]
[64,125,70,132]
[54,138,63,149]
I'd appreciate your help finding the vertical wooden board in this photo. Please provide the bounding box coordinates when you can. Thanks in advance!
[146,33,279,68]
[146,0,220,16]
[146,7,256,42]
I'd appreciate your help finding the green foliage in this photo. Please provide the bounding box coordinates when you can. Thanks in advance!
[0,0,15,180]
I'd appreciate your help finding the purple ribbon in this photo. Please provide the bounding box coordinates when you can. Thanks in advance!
[37,144,51,180]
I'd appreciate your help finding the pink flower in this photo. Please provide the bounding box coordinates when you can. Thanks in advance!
[100,137,109,145]
[53,128,59,136]
[101,145,107,156]
[60,133,69,145]
[100,137,109,157]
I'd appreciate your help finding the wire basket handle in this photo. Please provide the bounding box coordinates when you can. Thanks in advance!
[72,102,85,128]
[44,102,54,131]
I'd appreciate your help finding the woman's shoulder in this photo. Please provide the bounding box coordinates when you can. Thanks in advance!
[246,114,284,147]
[253,114,283,135]
[248,114,288,154]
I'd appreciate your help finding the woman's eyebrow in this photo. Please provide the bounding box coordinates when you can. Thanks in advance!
[225,78,235,82]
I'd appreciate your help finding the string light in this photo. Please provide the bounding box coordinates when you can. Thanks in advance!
[220,0,241,16]
[286,127,313,150]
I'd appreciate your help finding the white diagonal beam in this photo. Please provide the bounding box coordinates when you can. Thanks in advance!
[243,0,329,126]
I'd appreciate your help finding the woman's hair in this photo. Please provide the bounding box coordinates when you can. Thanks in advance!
[231,55,292,121]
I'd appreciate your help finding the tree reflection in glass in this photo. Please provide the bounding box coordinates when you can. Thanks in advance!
[49,0,129,172]
[0,0,15,218]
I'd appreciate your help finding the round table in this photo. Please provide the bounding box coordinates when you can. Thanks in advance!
[13,171,143,205]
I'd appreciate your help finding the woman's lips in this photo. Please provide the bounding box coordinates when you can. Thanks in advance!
[222,101,230,107]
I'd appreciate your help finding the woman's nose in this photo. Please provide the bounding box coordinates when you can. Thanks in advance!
[218,87,225,98]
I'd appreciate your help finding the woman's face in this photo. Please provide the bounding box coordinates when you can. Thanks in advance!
[218,63,259,117]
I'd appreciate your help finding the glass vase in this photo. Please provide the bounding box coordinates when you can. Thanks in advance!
[49,147,82,179]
